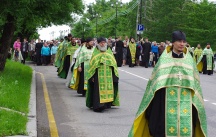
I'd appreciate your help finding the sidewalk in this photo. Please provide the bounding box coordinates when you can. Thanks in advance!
[7,69,37,137]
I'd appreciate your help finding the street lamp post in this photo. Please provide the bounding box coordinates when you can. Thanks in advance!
[93,13,101,38]
[111,1,123,38]
[59,30,64,38]
[81,22,86,38]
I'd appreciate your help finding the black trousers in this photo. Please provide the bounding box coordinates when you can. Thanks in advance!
[42,55,50,65]
[36,53,42,65]
[21,52,28,64]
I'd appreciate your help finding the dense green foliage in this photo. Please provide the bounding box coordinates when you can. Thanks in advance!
[0,0,84,40]
[143,0,216,50]
[72,0,216,50]
[0,0,84,71]
[0,60,32,136]
[72,0,137,38]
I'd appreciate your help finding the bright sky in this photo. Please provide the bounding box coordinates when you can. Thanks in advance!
[38,0,131,40]
[38,0,215,40]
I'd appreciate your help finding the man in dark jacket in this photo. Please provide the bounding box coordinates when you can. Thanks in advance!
[21,38,29,64]
[115,36,124,67]
[141,38,151,68]
[35,39,43,65]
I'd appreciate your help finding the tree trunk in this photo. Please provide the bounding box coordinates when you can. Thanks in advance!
[0,14,15,71]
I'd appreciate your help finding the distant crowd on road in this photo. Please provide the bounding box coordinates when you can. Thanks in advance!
[11,37,60,65]
[11,34,215,75]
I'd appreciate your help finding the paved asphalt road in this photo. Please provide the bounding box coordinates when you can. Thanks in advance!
[32,63,216,137]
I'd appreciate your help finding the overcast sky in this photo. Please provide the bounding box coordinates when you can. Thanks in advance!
[38,0,215,40]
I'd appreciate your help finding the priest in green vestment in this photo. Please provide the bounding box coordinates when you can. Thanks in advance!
[70,37,95,96]
[197,43,214,75]
[58,37,79,79]
[193,44,203,63]
[55,36,68,68]
[65,38,86,88]
[129,31,207,137]
[127,37,136,67]
[86,37,120,112]
[186,43,194,57]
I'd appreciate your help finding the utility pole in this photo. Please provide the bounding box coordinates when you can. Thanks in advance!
[92,13,101,38]
[135,0,140,40]
[144,0,147,19]
[139,0,143,40]
[115,5,117,38]
[81,22,86,38]
[111,1,123,39]
[96,16,98,37]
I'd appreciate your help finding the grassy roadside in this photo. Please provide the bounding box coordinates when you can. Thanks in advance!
[0,60,32,136]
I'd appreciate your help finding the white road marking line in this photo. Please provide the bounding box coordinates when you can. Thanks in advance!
[119,69,149,81]
[119,69,214,105]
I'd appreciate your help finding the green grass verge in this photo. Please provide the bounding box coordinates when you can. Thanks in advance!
[0,60,32,136]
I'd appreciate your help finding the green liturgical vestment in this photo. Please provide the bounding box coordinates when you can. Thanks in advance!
[128,42,136,64]
[193,48,202,63]
[70,46,94,90]
[129,46,207,137]
[55,40,68,68]
[57,41,68,73]
[86,47,120,108]
[197,48,214,71]
[58,42,79,78]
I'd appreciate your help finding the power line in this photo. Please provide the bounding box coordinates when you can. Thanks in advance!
[85,0,139,30]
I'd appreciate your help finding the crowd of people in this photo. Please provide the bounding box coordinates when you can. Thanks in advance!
[12,37,59,65]
[10,30,213,136]
[11,34,215,76]
[108,35,215,76]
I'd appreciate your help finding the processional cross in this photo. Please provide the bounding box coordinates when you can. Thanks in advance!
[177,71,183,80]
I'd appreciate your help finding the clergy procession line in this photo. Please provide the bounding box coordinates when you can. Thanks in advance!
[55,36,120,112]
[11,30,213,136]
[52,31,209,137]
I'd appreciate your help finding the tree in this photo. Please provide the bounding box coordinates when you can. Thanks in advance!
[179,1,216,49]
[72,0,137,38]
[139,0,216,51]
[71,0,216,51]
[72,18,94,38]
[0,0,84,71]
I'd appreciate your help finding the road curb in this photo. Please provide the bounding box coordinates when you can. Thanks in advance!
[26,70,37,137]
[7,70,37,137]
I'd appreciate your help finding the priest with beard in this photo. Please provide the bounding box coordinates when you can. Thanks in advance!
[70,38,95,96]
[197,43,214,75]
[129,31,207,137]
[58,37,79,79]
[65,38,86,87]
[86,37,120,112]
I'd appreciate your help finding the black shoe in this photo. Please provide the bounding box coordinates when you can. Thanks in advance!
[93,108,103,112]
[82,90,86,97]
